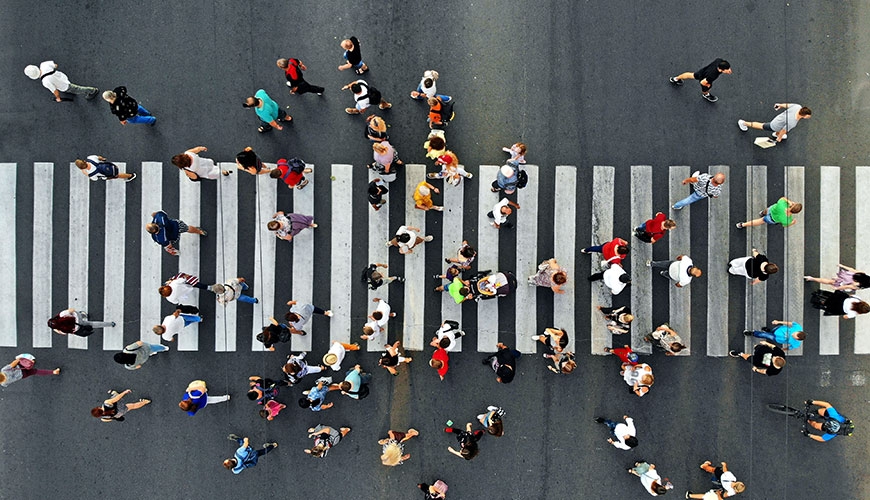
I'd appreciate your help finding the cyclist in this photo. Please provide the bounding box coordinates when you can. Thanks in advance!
[803,399,854,442]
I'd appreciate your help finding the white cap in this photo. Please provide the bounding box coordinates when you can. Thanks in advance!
[500,165,515,177]
[418,185,430,196]
[24,65,40,79]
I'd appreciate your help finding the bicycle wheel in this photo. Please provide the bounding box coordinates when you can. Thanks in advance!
[766,403,800,416]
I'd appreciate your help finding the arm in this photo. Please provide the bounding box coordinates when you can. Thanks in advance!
[406,226,422,233]
[681,176,698,185]
[269,316,279,326]
[772,320,793,327]
[105,389,131,405]
[507,200,521,210]
[838,263,858,272]
[187,146,207,154]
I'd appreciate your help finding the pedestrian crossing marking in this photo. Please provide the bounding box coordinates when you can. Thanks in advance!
[140,163,163,345]
[440,166,465,351]
[177,172,201,351]
[0,164,17,347]
[291,163,315,353]
[251,174,277,350]
[329,164,353,344]
[68,164,89,350]
[743,165,768,353]
[667,166,690,355]
[706,165,730,357]
[629,165,653,355]
[855,167,870,354]
[102,164,126,351]
[32,163,53,349]
[783,166,805,356]
[819,166,841,355]
[402,164,429,352]
[590,165,615,354]
[476,165,500,351]
[214,164,239,353]
[367,165,390,352]
[514,165,539,354]
[553,165,576,355]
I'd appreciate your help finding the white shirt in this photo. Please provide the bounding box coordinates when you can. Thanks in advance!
[720,470,738,495]
[165,278,197,305]
[374,300,391,327]
[84,155,109,181]
[215,278,243,304]
[435,323,460,351]
[669,257,694,286]
[353,80,371,109]
[491,198,511,224]
[395,226,417,252]
[325,342,347,371]
[603,264,628,295]
[844,297,862,318]
[183,152,220,180]
[611,417,636,450]
[640,466,662,496]
[160,314,187,341]
[38,60,71,92]
[418,75,437,98]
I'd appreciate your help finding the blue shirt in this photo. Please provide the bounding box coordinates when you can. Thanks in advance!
[307,384,329,411]
[773,322,803,350]
[182,389,207,416]
[254,89,279,123]
[232,444,258,473]
[821,407,847,441]
[344,368,362,399]
[496,168,518,190]
[150,210,179,247]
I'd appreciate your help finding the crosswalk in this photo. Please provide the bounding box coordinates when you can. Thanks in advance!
[1,161,868,356]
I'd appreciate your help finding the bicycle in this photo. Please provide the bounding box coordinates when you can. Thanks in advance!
[766,401,812,419]
[766,401,855,439]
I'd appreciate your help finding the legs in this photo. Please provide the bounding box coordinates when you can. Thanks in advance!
[672,191,706,209]
[581,244,604,253]
[751,330,776,342]
[79,320,115,329]
[66,83,99,98]
[124,399,151,411]
[650,260,672,271]
[587,271,605,282]
[207,394,231,405]
[736,217,765,228]
[256,442,278,457]
[21,368,60,378]
[149,343,170,354]
[126,105,156,125]
[181,314,203,327]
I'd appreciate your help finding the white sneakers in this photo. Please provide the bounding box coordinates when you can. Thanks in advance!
[737,119,748,131]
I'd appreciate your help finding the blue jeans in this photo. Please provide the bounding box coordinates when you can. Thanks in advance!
[603,419,618,438]
[752,330,776,342]
[150,343,169,353]
[360,372,373,385]
[672,191,706,209]
[181,314,202,327]
[583,244,604,253]
[236,281,258,304]
[126,105,156,125]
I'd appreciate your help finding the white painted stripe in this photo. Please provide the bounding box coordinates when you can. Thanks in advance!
[477,165,500,352]
[402,164,427,352]
[440,169,465,351]
[251,174,277,350]
[68,164,89,350]
[743,166,768,353]
[0,165,16,347]
[514,165,539,354]
[855,167,870,354]
[367,168,391,352]
[140,164,163,344]
[590,166,615,355]
[706,165,730,357]
[32,164,53,348]
[667,166,690,354]
[101,163,126,351]
[818,166,840,355]
[629,165,653,355]
[783,166,805,356]
[553,166,575,354]
[291,164,315,352]
[214,165,239,352]
[177,174,201,351]
[329,164,353,344]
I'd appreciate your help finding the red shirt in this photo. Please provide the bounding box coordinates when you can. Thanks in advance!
[432,348,449,377]
[602,238,628,264]
[644,213,668,243]
[611,346,638,365]
[274,163,303,186]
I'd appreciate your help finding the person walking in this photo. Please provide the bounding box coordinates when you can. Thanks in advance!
[628,461,673,496]
[431,320,464,352]
[283,352,326,385]
[804,263,870,292]
[379,341,413,376]
[672,171,726,210]
[25,60,98,102]
[414,181,443,211]
[386,225,434,254]
[361,297,395,341]
[445,241,477,270]
[223,435,278,474]
[257,317,294,351]
[622,362,654,396]
[532,327,569,355]
[284,300,332,335]
[429,343,450,381]
[0,354,60,387]
[146,210,206,256]
[810,289,870,319]
[370,141,403,183]
[593,414,638,450]
[362,262,404,290]
[153,309,202,342]
[643,324,686,355]
[212,277,258,305]
[178,380,230,416]
[669,58,732,102]
[158,272,213,313]
[47,308,115,337]
[103,86,156,125]
[692,460,746,498]
[417,480,449,499]
[545,351,577,374]
[445,422,485,460]
[744,320,804,351]
[735,197,802,229]
[75,155,137,182]
[487,198,521,229]
[337,36,368,74]
[304,425,352,458]
[323,341,361,372]
[90,389,150,422]
[604,345,639,365]
[277,57,324,95]
[366,114,389,142]
[269,157,312,190]
[477,406,506,436]
[113,340,169,370]
[411,70,451,101]
[379,428,420,466]
[243,89,292,133]
[299,377,336,411]
[588,262,631,295]
[635,212,677,244]
[338,364,372,400]
[342,79,391,114]
[482,342,520,384]
[267,211,316,242]
[728,249,779,284]
[428,151,473,185]
[581,237,629,266]
[172,146,231,181]
[728,341,786,376]
[737,103,812,142]
[528,258,568,294]
[598,305,634,335]
[368,177,390,210]
[503,142,527,165]
[235,147,272,176]
[490,164,520,195]
[648,255,702,288]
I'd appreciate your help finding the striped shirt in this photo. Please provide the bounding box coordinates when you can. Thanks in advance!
[691,173,722,198]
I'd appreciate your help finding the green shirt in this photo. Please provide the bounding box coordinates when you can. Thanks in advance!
[448,278,466,304]
[768,198,792,226]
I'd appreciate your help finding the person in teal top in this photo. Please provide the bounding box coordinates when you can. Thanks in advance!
[745,319,805,350]
[736,196,802,229]
[243,89,292,133]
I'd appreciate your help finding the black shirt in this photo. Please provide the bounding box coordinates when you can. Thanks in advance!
[493,347,519,383]
[108,86,140,121]
[694,58,725,84]
[361,264,383,290]
[346,36,362,66]
[746,254,770,281]
[752,343,785,376]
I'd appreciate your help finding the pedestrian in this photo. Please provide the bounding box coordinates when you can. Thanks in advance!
[361,297,395,341]
[299,377,335,411]
[443,276,474,303]
[502,142,527,165]
[604,345,639,365]
[528,258,569,294]
[305,425,352,458]
[622,362,654,396]
[411,70,451,101]
[90,389,150,422]
[158,272,213,313]
[342,79,391,114]
[362,262,404,290]
[283,352,326,385]
[74,155,137,182]
[669,58,732,102]
[246,376,284,406]
[429,343,450,381]
[635,212,677,244]
[0,354,60,387]
[643,324,686,355]
[672,171,726,210]
[588,262,631,295]
[425,134,448,160]
[338,364,372,400]
[48,308,115,337]
[695,460,746,498]
[267,211,316,242]
[322,341,361,372]
[545,351,577,374]
[153,309,202,342]
[482,342,520,384]
[445,241,477,270]
[178,380,230,416]
[728,249,779,284]
[337,36,368,74]
[25,60,98,102]
[370,141,403,183]
[113,340,169,370]
[243,89,292,133]
[810,290,870,319]
[102,86,156,126]
[284,299,333,335]
[257,317,294,351]
[386,225,434,254]
[276,57,324,95]
[427,96,454,128]
[414,181,444,211]
[598,305,634,335]
[477,406,506,436]
[235,147,272,176]
[145,210,206,256]
[434,267,462,291]
[581,237,629,266]
[366,114,389,142]
[417,480,449,499]
[367,178,390,210]
[223,435,278,474]
[738,103,812,142]
[379,428,419,466]
[212,277,258,305]
[171,146,231,181]
[260,400,286,421]
[735,197,802,229]
[532,327,569,354]
[431,320,465,352]
[804,263,870,292]
[627,461,673,496]
[728,341,786,376]
[487,197,521,229]
[648,255,702,288]
[445,422,485,460]
[428,151,472,185]
[593,414,638,449]
[269,157,312,190]
[490,164,520,195]
[379,341,413,376]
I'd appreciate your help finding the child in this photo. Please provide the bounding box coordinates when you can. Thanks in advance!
[502,142,527,165]
[259,400,286,421]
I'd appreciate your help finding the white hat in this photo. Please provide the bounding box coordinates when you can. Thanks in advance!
[24,65,40,79]
[418,185,430,196]
[500,165,515,177]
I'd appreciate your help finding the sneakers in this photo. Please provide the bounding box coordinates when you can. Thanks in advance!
[265,442,278,448]
[86,89,99,100]
[395,277,405,283]
[465,172,474,179]
[743,330,753,336]
[672,204,682,210]
[379,102,392,109]
[645,260,651,267]
[324,310,334,317]
[424,235,434,242]
[736,222,745,229]
[737,119,748,131]
[702,93,718,102]
[385,240,393,247]
[531,335,541,341]
[487,405,499,412]
[432,274,442,280]
[434,206,444,211]
[728,350,741,358]
[580,248,589,254]
[594,417,605,423]
[758,210,767,217]
[297,179,309,189]
[111,322,117,327]
[227,434,242,441]
[125,173,137,182]
[427,173,439,179]
[669,77,683,86]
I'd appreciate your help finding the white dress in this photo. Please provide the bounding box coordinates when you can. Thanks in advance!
[184,152,220,180]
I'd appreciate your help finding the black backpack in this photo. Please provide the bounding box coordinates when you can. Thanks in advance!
[287,157,306,174]
[516,167,529,189]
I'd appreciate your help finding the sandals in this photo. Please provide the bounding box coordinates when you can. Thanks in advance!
[258,126,268,133]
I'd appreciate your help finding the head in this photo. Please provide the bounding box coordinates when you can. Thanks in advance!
[789,202,803,214]
[267,220,281,232]
[624,436,639,448]
[626,352,639,364]
[561,359,577,374]
[368,271,383,282]
[429,358,443,370]
[350,83,362,94]
[460,245,476,259]
[733,482,746,494]
[223,459,237,470]
[487,419,505,437]
[236,148,258,168]
[427,97,439,107]
[102,90,116,103]
[717,60,732,73]
[283,360,300,375]
[247,389,261,401]
[212,284,226,295]
[372,311,384,321]
[298,397,312,409]
[428,136,446,150]
[772,356,786,369]
[178,400,194,412]
[158,286,172,297]
[90,407,106,418]
[276,58,289,69]
[615,245,629,256]
[459,286,470,296]
[339,381,352,392]
[712,172,726,185]
[362,325,374,336]
[446,266,460,279]
[791,331,806,342]
[652,484,668,495]
[500,164,515,178]
[0,372,5,385]
[74,159,88,171]
[765,263,780,275]
[553,272,568,285]
[500,206,514,217]
[438,337,451,349]
[663,219,677,230]
[307,444,328,458]
[798,107,812,118]
[670,342,686,353]
[513,142,527,155]
[242,96,260,108]
[556,330,569,349]
[372,142,388,155]
[259,408,271,419]
[460,445,479,460]
[368,115,386,131]
[853,273,870,289]
[418,185,431,196]
[622,314,635,323]
[380,442,403,465]
[618,274,631,285]
[396,233,411,244]
[152,325,166,335]
[641,374,655,385]
[145,223,159,234]
[323,353,338,366]
[285,312,300,323]
[690,268,703,278]
[113,352,136,365]
[422,77,434,90]
[24,64,40,79]
[171,154,192,168]
[853,301,870,315]
[340,39,353,50]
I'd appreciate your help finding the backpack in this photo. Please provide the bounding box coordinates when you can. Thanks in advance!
[87,159,118,179]
[516,167,529,189]
[287,157,306,174]
[431,98,455,127]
